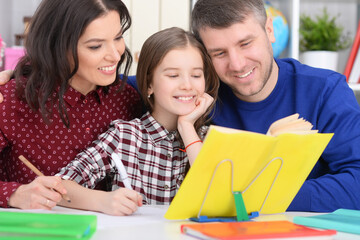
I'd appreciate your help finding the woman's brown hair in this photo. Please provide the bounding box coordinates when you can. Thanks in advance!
[14,0,132,128]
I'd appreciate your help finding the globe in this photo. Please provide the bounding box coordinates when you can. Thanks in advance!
[265,2,289,58]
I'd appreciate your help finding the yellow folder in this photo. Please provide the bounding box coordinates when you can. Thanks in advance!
[165,125,333,220]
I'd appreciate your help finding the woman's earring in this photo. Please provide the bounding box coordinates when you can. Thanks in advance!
[148,94,151,98]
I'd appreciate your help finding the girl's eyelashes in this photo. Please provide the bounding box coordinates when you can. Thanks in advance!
[166,72,203,78]
[168,74,179,78]
[192,70,204,78]
[196,71,204,77]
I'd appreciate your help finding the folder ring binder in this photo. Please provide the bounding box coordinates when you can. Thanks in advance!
[191,157,284,222]
[245,157,284,213]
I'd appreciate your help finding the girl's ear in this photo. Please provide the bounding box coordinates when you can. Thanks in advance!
[147,84,154,97]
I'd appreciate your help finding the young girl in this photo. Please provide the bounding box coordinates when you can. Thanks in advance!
[56,27,219,216]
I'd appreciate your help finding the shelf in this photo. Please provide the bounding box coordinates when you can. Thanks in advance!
[270,0,359,74]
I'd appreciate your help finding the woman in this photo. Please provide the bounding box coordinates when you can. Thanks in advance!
[0,0,141,209]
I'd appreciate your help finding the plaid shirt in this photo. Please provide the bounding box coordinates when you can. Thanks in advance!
[57,112,206,204]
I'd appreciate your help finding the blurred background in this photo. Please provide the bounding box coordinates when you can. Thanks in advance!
[0,0,359,77]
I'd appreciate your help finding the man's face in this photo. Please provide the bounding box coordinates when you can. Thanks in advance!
[199,14,278,102]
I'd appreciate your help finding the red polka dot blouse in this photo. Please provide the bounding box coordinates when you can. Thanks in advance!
[0,79,142,207]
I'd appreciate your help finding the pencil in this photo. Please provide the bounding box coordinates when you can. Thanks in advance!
[18,155,71,203]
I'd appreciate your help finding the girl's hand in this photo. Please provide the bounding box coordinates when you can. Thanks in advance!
[8,176,66,210]
[178,93,214,125]
[100,188,143,216]
[177,93,213,165]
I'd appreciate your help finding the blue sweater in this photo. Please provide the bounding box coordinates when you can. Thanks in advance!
[128,58,360,212]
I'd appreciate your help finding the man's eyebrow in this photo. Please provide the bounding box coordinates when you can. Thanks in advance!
[207,48,224,54]
[207,35,254,54]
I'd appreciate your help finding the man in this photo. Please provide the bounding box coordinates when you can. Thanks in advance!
[1,0,360,212]
[191,0,360,212]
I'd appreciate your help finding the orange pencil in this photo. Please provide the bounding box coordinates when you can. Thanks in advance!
[18,155,71,203]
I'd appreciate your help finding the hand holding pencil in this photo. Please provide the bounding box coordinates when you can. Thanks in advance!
[7,155,70,210]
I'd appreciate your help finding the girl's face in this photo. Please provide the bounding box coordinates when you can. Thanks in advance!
[148,45,206,124]
[70,10,125,95]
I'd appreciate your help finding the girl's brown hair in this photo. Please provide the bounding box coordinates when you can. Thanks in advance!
[136,27,219,132]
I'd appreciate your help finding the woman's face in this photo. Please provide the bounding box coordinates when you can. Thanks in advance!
[70,10,125,95]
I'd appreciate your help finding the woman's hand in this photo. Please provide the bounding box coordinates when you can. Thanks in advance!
[8,176,67,210]
[0,69,13,103]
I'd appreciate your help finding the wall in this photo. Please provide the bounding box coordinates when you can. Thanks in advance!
[300,0,358,73]
[0,0,13,46]
[0,0,190,74]
[1,0,358,74]
[123,0,190,74]
[0,0,41,46]
[270,0,359,73]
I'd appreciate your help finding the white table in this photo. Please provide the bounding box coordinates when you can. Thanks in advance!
[1,206,359,240]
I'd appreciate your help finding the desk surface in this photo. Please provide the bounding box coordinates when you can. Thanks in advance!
[1,206,359,240]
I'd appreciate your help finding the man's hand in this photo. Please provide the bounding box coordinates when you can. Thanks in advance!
[0,69,13,103]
